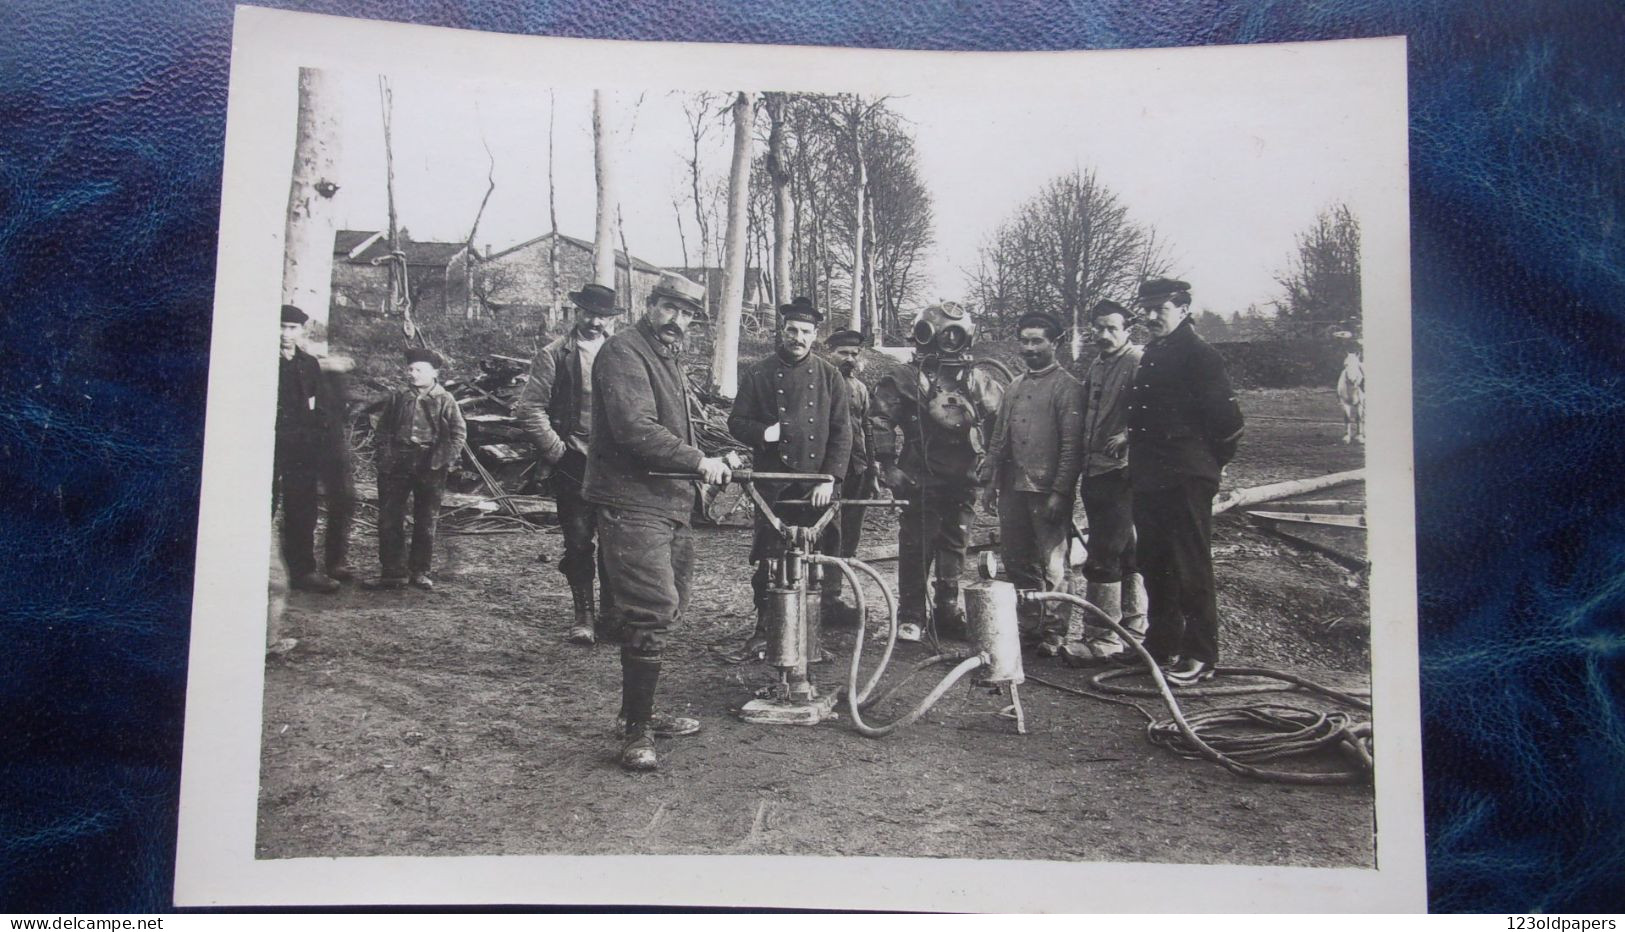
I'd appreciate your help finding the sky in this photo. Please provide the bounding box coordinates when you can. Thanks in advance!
[315,40,1401,318]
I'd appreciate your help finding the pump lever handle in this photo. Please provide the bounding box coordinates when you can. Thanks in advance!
[773,498,908,507]
[647,469,835,484]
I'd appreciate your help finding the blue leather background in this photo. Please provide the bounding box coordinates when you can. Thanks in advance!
[2,0,1622,913]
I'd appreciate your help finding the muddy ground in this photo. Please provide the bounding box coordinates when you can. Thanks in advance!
[258,387,1373,868]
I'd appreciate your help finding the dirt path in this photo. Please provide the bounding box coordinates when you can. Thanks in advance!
[258,388,1374,867]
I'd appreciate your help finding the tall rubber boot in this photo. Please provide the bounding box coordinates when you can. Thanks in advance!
[934,580,968,641]
[1120,573,1149,645]
[1061,580,1122,665]
[618,647,660,771]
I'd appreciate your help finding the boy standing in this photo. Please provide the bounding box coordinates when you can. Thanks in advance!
[365,347,467,591]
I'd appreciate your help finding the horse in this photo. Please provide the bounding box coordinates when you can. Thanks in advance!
[1336,352,1366,444]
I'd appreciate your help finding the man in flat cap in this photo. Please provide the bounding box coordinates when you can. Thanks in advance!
[515,282,624,645]
[978,310,1085,656]
[364,346,466,592]
[1125,278,1244,686]
[728,296,852,657]
[274,304,356,593]
[820,328,879,625]
[585,271,734,772]
[1061,299,1149,664]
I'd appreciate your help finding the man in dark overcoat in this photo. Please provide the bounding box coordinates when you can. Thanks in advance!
[515,282,623,645]
[584,272,734,772]
[1125,278,1245,686]
[274,303,355,593]
[727,297,852,657]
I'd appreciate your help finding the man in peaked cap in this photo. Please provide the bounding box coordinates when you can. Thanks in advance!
[274,303,356,594]
[819,328,879,626]
[1061,299,1148,665]
[515,282,625,645]
[364,345,466,592]
[978,310,1085,656]
[584,270,734,772]
[1124,278,1244,686]
[728,296,852,659]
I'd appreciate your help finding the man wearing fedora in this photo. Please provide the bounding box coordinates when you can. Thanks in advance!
[364,347,466,592]
[978,310,1085,656]
[727,297,853,658]
[516,283,623,645]
[585,271,734,771]
[275,303,356,593]
[1125,278,1244,686]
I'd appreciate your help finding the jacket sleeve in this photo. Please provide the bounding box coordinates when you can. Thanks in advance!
[372,391,400,464]
[439,394,468,472]
[514,345,568,464]
[727,364,773,449]
[819,367,852,480]
[596,340,705,472]
[1193,343,1244,466]
[1051,375,1086,496]
[869,376,903,467]
[971,367,1005,453]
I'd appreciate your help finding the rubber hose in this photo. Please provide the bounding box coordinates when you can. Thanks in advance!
[1026,590,1371,785]
[810,555,884,707]
[846,655,986,739]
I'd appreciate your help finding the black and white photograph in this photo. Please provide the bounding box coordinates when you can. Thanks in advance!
[177,8,1421,910]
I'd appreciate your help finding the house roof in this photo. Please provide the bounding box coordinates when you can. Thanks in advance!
[333,230,467,267]
[485,231,665,274]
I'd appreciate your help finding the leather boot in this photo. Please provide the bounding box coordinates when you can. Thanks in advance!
[933,580,968,641]
[618,648,660,772]
[567,581,595,645]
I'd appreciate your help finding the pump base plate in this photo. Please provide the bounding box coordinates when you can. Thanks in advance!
[739,692,839,726]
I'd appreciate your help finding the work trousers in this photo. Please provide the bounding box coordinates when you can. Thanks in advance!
[598,505,694,657]
[273,435,354,578]
[377,449,446,578]
[896,481,977,614]
[1080,468,1137,584]
[1133,478,1220,665]
[553,450,614,613]
[997,488,1072,638]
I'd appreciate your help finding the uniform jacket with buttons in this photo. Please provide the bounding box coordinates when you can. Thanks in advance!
[276,348,350,467]
[375,381,467,474]
[728,349,853,481]
[872,364,1004,489]
[583,319,707,523]
[979,362,1085,497]
[1125,320,1244,491]
[514,330,590,465]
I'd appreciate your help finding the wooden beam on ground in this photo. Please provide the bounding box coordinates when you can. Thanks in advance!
[1213,469,1365,515]
[1251,518,1369,572]
[1245,510,1366,529]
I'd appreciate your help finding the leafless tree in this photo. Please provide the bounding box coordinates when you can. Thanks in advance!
[283,68,342,323]
[711,91,757,400]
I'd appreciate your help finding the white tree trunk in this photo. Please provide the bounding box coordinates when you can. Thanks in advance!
[711,91,757,400]
[849,122,867,334]
[1212,469,1366,514]
[591,90,618,289]
[548,90,562,331]
[765,94,794,307]
[282,68,341,327]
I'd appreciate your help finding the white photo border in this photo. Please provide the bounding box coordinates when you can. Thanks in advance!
[176,5,1422,910]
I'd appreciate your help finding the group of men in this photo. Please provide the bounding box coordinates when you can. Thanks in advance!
[273,269,1244,774]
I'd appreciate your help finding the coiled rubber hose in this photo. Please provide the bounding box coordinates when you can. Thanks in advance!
[1026,591,1373,785]
[813,554,987,738]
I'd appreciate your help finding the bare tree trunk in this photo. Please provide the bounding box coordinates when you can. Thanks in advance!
[548,91,562,332]
[673,199,690,269]
[849,118,867,334]
[864,194,879,338]
[764,93,795,308]
[283,68,341,326]
[711,91,757,400]
[591,90,618,288]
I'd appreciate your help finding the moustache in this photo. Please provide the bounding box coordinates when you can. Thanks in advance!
[660,323,684,336]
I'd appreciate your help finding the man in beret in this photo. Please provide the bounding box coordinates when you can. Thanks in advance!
[364,346,467,592]
[978,311,1085,656]
[274,304,356,593]
[515,283,623,646]
[1125,278,1244,686]
[820,328,879,626]
[728,297,852,657]
[1061,299,1149,664]
[585,271,734,772]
